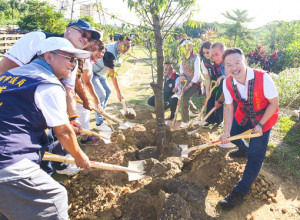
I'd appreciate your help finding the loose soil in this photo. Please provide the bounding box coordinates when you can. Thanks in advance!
[63,111,300,220]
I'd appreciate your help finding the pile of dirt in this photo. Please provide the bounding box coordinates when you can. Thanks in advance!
[111,123,172,149]
[180,146,278,203]
[63,123,297,220]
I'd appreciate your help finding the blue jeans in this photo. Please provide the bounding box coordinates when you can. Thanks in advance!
[230,118,271,196]
[92,74,112,125]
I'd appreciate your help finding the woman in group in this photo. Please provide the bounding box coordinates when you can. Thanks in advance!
[179,39,204,127]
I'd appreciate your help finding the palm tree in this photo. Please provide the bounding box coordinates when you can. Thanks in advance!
[222,9,254,46]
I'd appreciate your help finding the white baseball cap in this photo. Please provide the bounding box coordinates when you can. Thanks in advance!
[37,37,91,59]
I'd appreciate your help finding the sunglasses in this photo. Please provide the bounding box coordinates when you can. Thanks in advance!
[51,52,78,64]
[71,27,94,42]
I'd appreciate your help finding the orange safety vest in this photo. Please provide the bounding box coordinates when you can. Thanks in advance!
[226,69,278,132]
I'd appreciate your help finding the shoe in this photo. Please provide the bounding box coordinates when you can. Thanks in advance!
[228,149,248,158]
[189,100,198,113]
[219,190,244,210]
[189,111,199,117]
[56,164,81,176]
[180,122,187,128]
[80,135,101,145]
[95,123,112,132]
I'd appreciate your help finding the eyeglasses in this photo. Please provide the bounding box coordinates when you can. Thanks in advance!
[51,52,78,64]
[71,27,94,42]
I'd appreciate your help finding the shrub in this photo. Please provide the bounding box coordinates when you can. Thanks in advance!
[272,67,300,107]
[246,44,279,73]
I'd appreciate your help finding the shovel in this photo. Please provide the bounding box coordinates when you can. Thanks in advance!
[187,81,218,128]
[120,97,136,120]
[187,107,216,135]
[76,98,136,129]
[42,152,146,181]
[171,80,187,130]
[181,129,261,158]
[81,128,111,144]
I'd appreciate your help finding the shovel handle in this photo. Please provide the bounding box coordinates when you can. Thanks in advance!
[172,81,187,128]
[81,128,110,140]
[190,82,218,125]
[183,130,261,153]
[42,152,141,173]
[188,107,216,135]
[121,98,128,113]
[76,98,128,128]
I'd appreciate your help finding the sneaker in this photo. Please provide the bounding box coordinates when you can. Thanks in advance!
[218,190,244,210]
[56,164,81,176]
[228,149,248,158]
[80,135,101,145]
[189,111,199,117]
[95,123,112,132]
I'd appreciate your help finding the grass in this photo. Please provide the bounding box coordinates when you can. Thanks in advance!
[266,116,300,181]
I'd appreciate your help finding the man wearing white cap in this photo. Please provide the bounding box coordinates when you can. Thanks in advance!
[0,37,91,220]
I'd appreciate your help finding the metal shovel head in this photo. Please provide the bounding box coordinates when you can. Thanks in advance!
[165,120,181,130]
[179,145,189,158]
[98,131,112,143]
[219,142,236,148]
[118,121,137,130]
[127,160,147,181]
[120,108,136,119]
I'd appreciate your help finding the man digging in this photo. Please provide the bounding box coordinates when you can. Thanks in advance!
[218,48,279,210]
[0,37,91,219]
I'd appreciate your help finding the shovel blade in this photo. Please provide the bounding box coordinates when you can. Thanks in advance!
[118,121,136,129]
[98,131,112,143]
[120,109,126,116]
[179,145,189,158]
[127,160,147,181]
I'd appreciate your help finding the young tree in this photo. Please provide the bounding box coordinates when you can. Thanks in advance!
[222,9,253,46]
[126,0,196,152]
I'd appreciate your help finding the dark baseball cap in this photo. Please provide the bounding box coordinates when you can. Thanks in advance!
[67,19,100,40]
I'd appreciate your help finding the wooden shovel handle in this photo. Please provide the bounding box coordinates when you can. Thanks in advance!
[121,98,128,112]
[172,81,187,128]
[76,98,128,128]
[81,128,110,140]
[184,129,261,153]
[192,81,218,124]
[42,152,141,173]
[188,107,216,134]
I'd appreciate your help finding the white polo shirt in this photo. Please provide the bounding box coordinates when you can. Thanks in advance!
[223,67,278,105]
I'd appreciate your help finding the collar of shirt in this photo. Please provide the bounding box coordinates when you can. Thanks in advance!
[32,59,54,75]
[232,67,254,85]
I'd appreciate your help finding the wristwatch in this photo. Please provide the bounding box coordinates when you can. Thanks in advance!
[257,122,265,128]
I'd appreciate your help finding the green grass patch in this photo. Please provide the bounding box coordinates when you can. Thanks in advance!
[266,116,300,180]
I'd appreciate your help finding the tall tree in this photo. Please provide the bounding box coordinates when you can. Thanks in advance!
[126,0,196,152]
[222,9,253,46]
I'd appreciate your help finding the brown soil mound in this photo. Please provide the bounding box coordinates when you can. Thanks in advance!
[64,123,299,219]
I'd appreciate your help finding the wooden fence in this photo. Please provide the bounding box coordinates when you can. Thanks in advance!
[0,33,24,56]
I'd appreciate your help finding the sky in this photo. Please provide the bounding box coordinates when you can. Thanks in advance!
[50,0,300,29]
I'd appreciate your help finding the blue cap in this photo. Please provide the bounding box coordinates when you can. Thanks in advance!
[67,19,100,40]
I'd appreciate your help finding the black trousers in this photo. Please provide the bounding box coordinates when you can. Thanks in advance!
[148,95,178,118]
[40,128,68,175]
[206,93,224,125]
